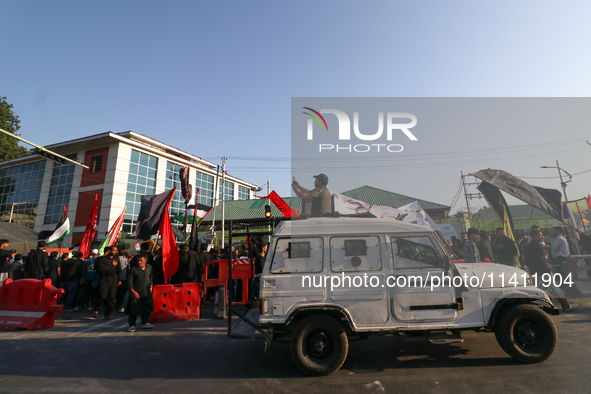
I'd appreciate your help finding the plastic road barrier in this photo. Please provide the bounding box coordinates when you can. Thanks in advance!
[150,282,201,323]
[0,278,64,330]
[202,259,254,306]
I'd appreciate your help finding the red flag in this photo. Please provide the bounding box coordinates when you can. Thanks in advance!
[159,186,180,282]
[79,194,99,258]
[262,191,300,218]
[107,207,126,247]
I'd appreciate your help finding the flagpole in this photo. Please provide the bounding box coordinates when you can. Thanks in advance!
[221,157,227,250]
[151,231,159,253]
[210,164,220,244]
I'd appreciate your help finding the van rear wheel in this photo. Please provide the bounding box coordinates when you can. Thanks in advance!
[290,315,349,376]
[495,304,557,363]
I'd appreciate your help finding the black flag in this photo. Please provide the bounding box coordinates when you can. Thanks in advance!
[179,166,192,205]
[135,189,176,241]
[473,169,563,221]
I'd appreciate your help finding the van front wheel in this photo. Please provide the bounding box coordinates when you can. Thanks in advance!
[290,315,349,376]
[495,304,557,363]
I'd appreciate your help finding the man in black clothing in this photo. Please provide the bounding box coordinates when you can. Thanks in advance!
[60,252,82,310]
[47,251,61,287]
[92,246,121,319]
[494,228,518,266]
[8,254,25,280]
[198,243,214,276]
[127,253,154,332]
[178,244,199,283]
[238,244,249,258]
[25,241,49,280]
[525,230,577,312]
[477,230,494,262]
[0,239,12,280]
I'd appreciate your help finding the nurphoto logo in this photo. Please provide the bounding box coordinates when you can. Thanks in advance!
[302,107,418,153]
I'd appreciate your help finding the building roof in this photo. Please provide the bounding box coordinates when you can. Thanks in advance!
[201,197,302,222]
[340,185,450,210]
[274,217,431,236]
[478,204,549,219]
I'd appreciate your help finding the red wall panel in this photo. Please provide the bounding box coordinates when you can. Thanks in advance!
[80,147,109,187]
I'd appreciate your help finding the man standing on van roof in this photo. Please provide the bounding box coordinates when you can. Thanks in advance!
[292,173,331,216]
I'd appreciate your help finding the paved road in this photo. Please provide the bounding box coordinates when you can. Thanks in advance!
[1,296,590,393]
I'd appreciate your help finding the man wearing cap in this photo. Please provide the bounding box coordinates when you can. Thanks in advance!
[292,173,331,216]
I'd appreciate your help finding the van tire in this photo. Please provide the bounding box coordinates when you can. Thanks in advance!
[495,304,557,363]
[291,315,349,376]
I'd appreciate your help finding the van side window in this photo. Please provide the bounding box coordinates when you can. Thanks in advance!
[271,238,323,274]
[331,236,381,272]
[392,236,443,269]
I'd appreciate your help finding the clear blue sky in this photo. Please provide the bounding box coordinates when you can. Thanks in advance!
[2,1,591,213]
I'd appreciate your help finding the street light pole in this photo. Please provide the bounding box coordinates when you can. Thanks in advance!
[555,160,569,202]
[540,161,579,254]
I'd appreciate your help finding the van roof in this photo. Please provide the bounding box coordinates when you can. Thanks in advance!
[274,217,434,236]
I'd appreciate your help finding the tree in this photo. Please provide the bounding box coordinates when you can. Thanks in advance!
[0,95,30,162]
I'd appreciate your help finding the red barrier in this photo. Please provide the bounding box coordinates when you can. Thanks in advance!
[0,279,64,330]
[202,259,254,306]
[150,282,201,323]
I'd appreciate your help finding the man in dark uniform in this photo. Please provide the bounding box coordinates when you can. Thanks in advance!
[92,246,121,319]
[178,244,199,283]
[127,253,154,332]
[291,173,331,216]
[25,241,49,280]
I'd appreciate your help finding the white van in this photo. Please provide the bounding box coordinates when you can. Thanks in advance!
[259,217,558,376]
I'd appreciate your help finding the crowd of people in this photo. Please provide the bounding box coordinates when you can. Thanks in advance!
[449,225,579,312]
[0,236,269,331]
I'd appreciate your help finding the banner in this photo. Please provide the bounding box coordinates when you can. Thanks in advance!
[331,192,439,231]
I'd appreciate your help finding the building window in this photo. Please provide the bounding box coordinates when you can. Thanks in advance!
[123,150,158,233]
[219,180,234,201]
[165,161,185,229]
[44,156,76,224]
[0,161,46,228]
[238,185,250,200]
[91,156,103,172]
[195,171,214,207]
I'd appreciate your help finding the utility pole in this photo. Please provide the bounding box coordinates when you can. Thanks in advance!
[461,171,472,219]
[221,157,227,250]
